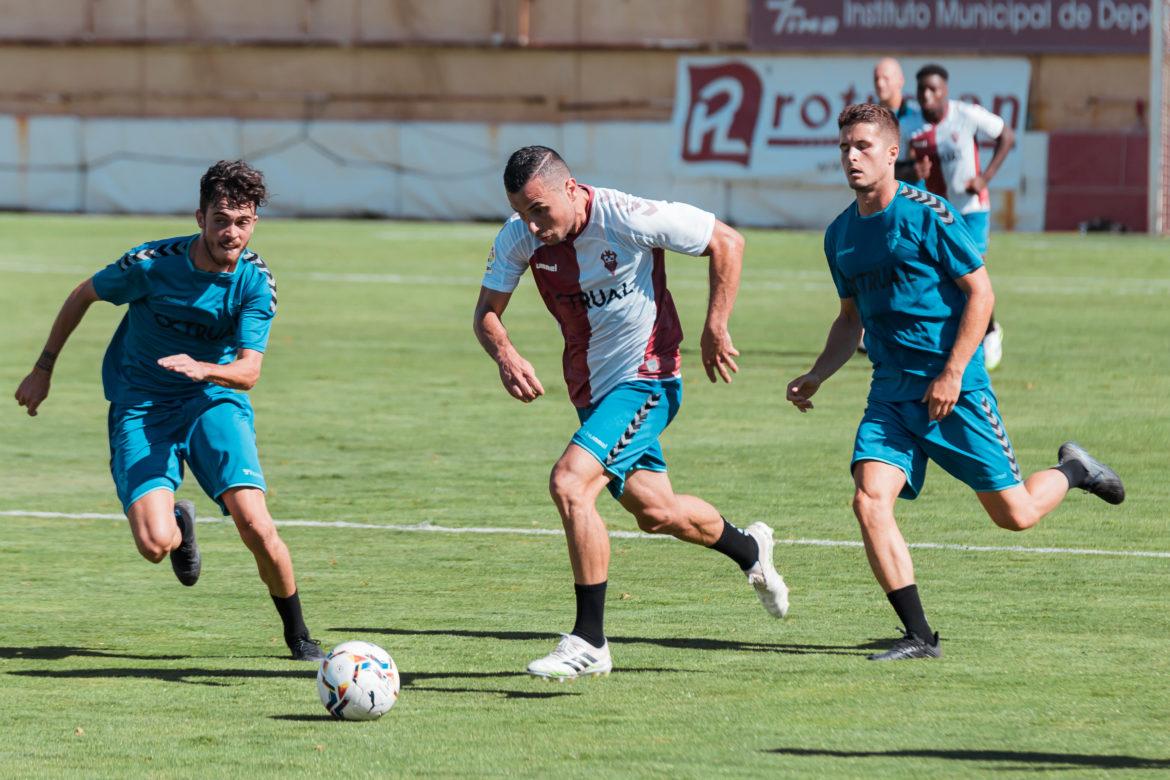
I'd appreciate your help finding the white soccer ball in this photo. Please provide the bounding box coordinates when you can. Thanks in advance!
[316,640,400,720]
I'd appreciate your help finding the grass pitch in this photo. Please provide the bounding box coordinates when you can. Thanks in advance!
[1,214,1168,778]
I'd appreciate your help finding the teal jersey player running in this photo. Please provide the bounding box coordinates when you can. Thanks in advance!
[15,160,324,662]
[786,104,1125,662]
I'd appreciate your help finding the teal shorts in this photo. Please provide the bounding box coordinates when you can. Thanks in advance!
[571,378,682,500]
[108,392,266,514]
[852,387,1023,500]
[963,210,990,255]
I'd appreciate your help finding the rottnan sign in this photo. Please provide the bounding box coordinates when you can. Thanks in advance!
[750,0,1150,52]
[671,56,1030,184]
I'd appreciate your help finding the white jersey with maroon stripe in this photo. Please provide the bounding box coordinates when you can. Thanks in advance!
[908,99,1005,216]
[483,185,716,408]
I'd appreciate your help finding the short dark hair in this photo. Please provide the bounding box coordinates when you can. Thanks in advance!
[199,160,268,213]
[838,103,900,142]
[916,63,949,83]
[503,146,571,194]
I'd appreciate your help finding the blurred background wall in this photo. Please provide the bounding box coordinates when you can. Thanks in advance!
[0,0,1157,229]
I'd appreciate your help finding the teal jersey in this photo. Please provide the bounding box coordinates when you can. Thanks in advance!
[824,184,988,402]
[91,235,277,404]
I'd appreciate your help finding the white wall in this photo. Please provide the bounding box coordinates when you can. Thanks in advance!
[0,115,1046,230]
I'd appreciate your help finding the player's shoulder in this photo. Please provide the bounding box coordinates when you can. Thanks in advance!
[823,202,857,248]
[953,98,998,121]
[114,234,194,271]
[494,212,539,261]
[237,247,279,311]
[591,186,686,223]
[895,183,961,226]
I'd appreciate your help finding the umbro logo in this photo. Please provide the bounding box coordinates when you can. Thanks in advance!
[535,262,558,272]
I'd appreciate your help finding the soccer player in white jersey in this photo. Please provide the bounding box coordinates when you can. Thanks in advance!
[473,146,789,680]
[909,63,1015,370]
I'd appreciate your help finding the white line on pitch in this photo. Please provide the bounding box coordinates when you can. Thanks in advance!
[2,509,1167,560]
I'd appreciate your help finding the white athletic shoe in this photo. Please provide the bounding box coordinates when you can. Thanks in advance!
[526,634,612,680]
[744,522,789,619]
[983,323,1004,371]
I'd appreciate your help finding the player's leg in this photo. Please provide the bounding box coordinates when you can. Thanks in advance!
[218,487,321,660]
[185,395,323,661]
[926,390,1124,531]
[977,443,1125,529]
[528,443,614,679]
[109,402,197,583]
[620,469,788,618]
[125,488,181,563]
[852,460,940,660]
[850,400,941,660]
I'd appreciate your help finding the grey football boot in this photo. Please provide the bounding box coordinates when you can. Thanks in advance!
[1058,441,1125,505]
[170,500,202,586]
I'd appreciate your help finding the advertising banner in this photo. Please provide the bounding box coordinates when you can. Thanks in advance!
[750,0,1150,52]
[672,56,1029,185]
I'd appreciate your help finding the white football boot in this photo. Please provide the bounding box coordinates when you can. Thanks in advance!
[526,634,612,681]
[744,522,789,619]
[983,322,1004,371]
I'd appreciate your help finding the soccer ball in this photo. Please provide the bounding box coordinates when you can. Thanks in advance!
[316,640,400,720]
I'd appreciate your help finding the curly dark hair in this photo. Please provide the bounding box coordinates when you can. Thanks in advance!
[837,103,900,142]
[503,145,571,194]
[199,160,269,212]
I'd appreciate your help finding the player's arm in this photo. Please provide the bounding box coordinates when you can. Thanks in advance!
[922,265,994,420]
[14,278,101,416]
[699,219,744,384]
[157,349,265,391]
[473,286,545,403]
[967,121,1015,193]
[786,297,862,413]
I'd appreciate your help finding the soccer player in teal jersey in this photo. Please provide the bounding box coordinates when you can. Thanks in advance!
[786,105,1124,661]
[15,160,325,661]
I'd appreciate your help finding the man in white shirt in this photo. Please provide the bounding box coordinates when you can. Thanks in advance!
[910,63,1015,370]
[473,146,789,680]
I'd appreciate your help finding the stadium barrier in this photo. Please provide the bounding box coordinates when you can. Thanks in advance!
[0,114,1047,230]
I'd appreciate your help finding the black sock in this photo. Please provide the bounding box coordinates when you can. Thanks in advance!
[709,517,760,571]
[271,591,310,647]
[571,582,607,648]
[1055,460,1088,489]
[886,584,934,642]
[986,314,997,334]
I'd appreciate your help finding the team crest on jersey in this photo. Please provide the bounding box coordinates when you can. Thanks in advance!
[601,249,618,276]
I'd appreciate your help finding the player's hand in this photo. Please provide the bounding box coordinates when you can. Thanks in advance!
[158,354,209,382]
[913,154,932,181]
[965,174,988,194]
[786,372,822,413]
[700,325,740,384]
[497,354,545,403]
[923,369,962,421]
[14,368,51,417]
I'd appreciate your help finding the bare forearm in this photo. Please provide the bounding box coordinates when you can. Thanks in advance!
[202,360,261,391]
[810,313,862,382]
[36,281,98,375]
[945,289,994,376]
[474,308,519,365]
[982,128,1015,184]
[705,231,743,329]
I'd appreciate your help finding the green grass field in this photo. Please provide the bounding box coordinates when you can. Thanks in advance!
[1,214,1168,778]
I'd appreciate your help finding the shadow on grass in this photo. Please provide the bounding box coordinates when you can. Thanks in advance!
[0,645,190,661]
[331,626,877,657]
[8,665,676,698]
[764,747,1170,770]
